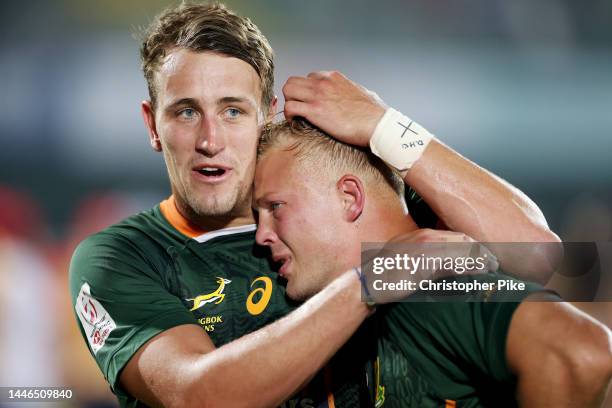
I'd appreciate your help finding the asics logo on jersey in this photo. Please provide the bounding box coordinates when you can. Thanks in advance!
[187,277,232,311]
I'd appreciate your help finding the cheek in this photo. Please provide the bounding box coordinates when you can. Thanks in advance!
[230,121,259,151]
[236,136,258,162]
[160,124,193,159]
[286,217,324,257]
[272,218,290,244]
[273,214,301,249]
[313,201,339,226]
[228,131,258,174]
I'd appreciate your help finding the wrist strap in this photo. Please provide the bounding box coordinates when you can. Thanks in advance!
[369,108,433,171]
[354,267,377,310]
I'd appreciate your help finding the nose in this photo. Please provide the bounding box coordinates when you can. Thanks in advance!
[255,214,278,247]
[197,115,225,156]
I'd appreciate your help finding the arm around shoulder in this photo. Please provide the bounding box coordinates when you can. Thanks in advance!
[119,269,371,408]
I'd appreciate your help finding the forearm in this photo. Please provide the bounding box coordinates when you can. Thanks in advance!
[405,139,553,242]
[404,139,561,280]
[187,270,370,408]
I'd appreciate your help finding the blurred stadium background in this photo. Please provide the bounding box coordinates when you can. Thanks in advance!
[0,0,610,406]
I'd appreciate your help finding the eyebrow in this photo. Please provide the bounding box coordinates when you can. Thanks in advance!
[252,194,274,209]
[252,196,265,209]
[219,96,258,110]
[164,96,258,113]
[164,97,199,113]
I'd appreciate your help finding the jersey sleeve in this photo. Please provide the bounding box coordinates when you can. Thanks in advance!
[69,230,198,396]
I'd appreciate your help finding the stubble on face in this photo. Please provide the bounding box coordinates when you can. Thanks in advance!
[154,50,264,226]
[184,165,254,218]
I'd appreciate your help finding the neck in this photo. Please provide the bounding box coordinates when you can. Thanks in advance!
[173,195,256,232]
[360,198,418,243]
[334,197,417,274]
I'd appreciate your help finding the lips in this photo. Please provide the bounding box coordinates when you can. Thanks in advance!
[273,254,292,277]
[198,167,226,177]
[192,164,232,183]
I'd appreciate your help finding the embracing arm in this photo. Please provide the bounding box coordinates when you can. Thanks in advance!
[282,70,561,281]
[404,139,561,281]
[120,270,370,408]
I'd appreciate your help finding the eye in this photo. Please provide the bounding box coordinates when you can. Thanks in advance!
[224,107,242,119]
[270,202,284,211]
[178,108,197,120]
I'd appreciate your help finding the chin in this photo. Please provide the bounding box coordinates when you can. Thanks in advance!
[286,281,317,302]
[190,187,244,217]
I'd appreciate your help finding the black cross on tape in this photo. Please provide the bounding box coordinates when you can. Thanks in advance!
[397,121,418,138]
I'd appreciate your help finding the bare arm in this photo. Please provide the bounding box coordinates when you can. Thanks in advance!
[403,139,562,281]
[120,270,370,408]
[506,299,612,407]
[282,70,561,281]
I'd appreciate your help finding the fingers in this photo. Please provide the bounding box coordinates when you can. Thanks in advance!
[281,70,385,144]
[282,75,319,121]
[473,243,499,273]
[282,71,346,103]
[307,70,344,80]
[376,231,500,279]
[306,71,327,79]
[282,76,316,103]
[283,100,311,121]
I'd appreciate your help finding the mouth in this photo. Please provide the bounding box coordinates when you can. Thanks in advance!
[192,165,232,183]
[273,255,292,278]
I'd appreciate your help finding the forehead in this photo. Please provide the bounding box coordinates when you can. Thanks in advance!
[255,149,299,193]
[255,147,333,202]
[155,49,262,107]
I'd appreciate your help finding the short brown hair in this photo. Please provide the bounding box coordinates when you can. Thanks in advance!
[259,119,405,198]
[139,2,274,111]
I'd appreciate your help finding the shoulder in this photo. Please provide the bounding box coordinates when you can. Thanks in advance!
[69,206,185,295]
[73,206,183,261]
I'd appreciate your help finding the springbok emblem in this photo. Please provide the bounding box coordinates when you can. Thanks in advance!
[187,277,232,311]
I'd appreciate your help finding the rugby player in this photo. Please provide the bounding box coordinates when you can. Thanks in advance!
[254,119,612,407]
[70,3,563,407]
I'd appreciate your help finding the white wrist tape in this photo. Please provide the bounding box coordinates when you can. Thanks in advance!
[369,108,433,171]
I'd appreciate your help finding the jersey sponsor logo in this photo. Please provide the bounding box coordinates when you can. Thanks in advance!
[246,276,273,316]
[75,282,116,355]
[187,277,231,311]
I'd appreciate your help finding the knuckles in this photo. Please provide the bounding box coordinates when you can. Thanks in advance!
[283,101,297,117]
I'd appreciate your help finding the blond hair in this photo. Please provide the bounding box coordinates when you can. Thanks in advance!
[259,119,405,198]
[139,2,274,111]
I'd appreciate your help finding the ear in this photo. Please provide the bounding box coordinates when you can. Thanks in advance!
[265,95,279,123]
[336,175,365,223]
[141,100,162,152]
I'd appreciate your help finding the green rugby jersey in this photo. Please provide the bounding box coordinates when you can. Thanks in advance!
[70,193,542,408]
[363,273,553,408]
[69,196,370,407]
